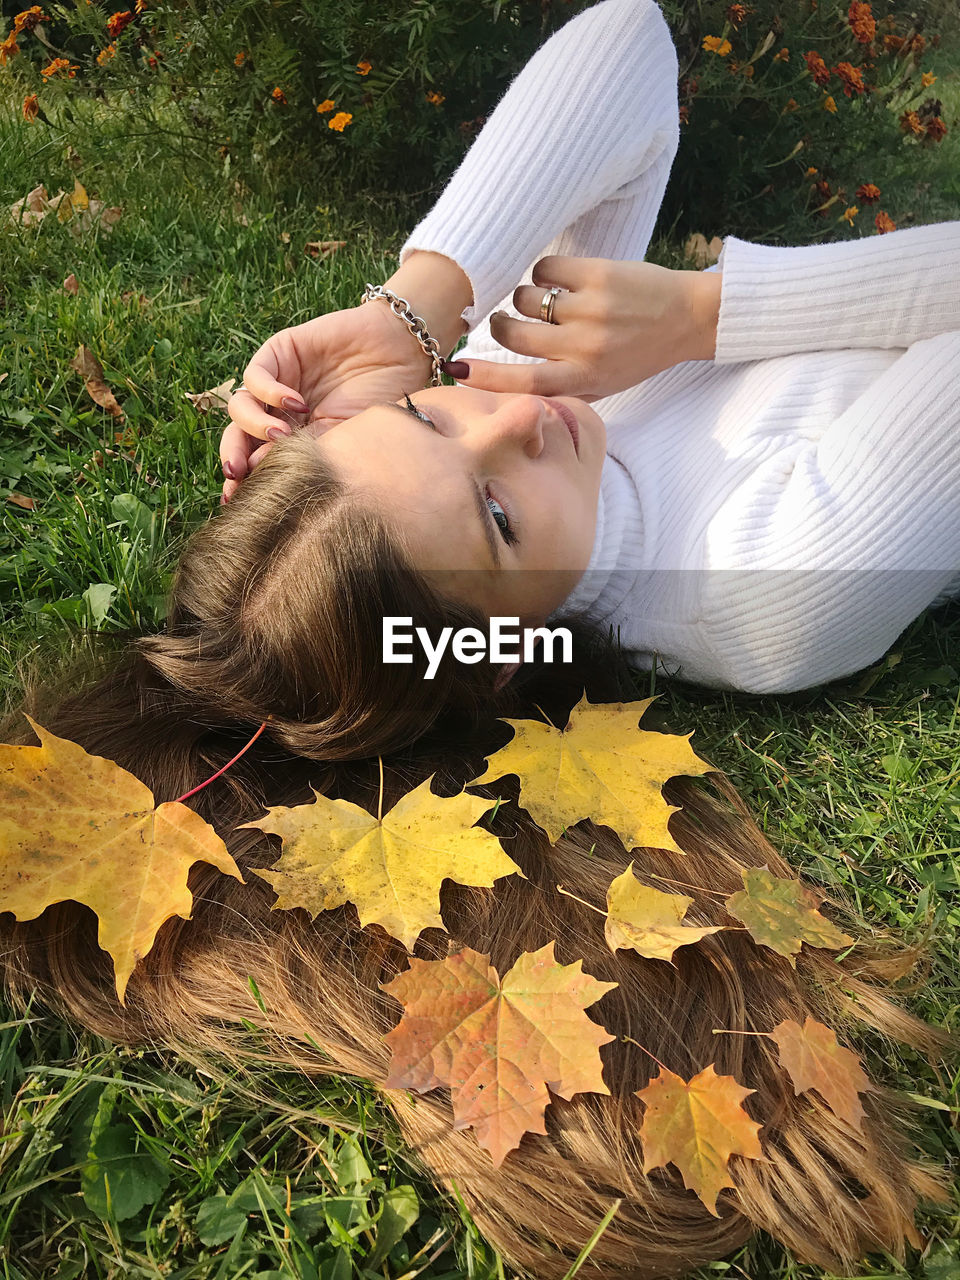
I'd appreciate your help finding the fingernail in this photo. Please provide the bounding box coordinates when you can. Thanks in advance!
[441,360,470,380]
[220,494,227,506]
[222,460,237,480]
[266,425,291,442]
[282,396,309,414]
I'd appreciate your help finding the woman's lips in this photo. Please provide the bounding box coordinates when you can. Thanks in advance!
[545,398,580,457]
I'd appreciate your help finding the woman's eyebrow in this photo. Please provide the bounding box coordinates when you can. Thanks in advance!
[374,401,502,570]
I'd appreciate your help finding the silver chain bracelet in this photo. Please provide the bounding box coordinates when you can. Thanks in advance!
[359,283,444,387]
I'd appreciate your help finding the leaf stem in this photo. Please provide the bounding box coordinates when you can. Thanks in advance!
[556,884,608,918]
[378,755,384,824]
[621,1035,669,1075]
[712,1028,769,1037]
[174,717,271,804]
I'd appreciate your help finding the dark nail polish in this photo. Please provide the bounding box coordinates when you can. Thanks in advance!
[222,460,237,480]
[441,360,470,380]
[282,396,309,414]
[266,426,290,442]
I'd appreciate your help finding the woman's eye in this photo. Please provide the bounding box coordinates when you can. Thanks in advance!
[486,494,517,546]
[404,392,436,429]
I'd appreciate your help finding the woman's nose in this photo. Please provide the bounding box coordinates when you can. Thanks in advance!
[473,395,545,458]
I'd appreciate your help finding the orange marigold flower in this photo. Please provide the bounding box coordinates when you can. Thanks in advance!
[725,4,749,27]
[840,205,858,225]
[678,104,690,124]
[805,166,818,177]
[804,51,831,86]
[882,34,904,53]
[920,70,936,87]
[702,36,732,56]
[783,97,798,112]
[875,210,896,233]
[773,47,789,62]
[907,33,926,55]
[96,43,116,65]
[356,59,372,75]
[234,50,246,66]
[328,111,352,131]
[855,182,881,202]
[833,61,866,96]
[823,95,837,112]
[106,10,134,38]
[899,109,923,135]
[425,90,445,105]
[147,54,157,67]
[0,32,20,64]
[925,116,947,142]
[813,179,832,202]
[135,0,146,11]
[41,56,78,77]
[316,98,335,113]
[271,86,287,104]
[847,1,875,45]
[22,93,39,121]
[13,6,48,34]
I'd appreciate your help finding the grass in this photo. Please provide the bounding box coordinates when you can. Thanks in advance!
[1,48,959,1280]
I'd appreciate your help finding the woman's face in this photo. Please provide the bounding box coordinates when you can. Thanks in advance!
[310,386,605,622]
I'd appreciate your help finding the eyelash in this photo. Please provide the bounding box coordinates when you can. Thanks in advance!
[402,392,518,547]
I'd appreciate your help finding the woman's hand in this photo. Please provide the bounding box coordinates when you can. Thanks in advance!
[446,256,722,403]
[219,302,435,501]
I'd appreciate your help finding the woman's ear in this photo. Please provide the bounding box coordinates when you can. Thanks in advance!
[494,661,521,692]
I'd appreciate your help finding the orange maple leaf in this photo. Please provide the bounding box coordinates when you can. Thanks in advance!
[382,942,616,1166]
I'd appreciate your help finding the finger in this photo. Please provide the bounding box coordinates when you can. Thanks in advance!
[219,417,261,480]
[242,361,309,416]
[227,387,298,442]
[531,254,602,291]
[512,283,576,325]
[221,476,240,503]
[447,355,587,400]
[489,310,566,360]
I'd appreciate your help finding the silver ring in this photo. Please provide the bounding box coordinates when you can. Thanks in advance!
[539,286,562,324]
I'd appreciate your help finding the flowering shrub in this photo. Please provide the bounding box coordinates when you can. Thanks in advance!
[657,0,952,240]
[0,0,586,213]
[1,0,952,243]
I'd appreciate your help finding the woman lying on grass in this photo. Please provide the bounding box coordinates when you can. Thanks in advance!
[1,1,955,1277]
[222,1,960,703]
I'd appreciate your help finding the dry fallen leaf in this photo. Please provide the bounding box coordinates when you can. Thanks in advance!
[637,1062,764,1215]
[6,492,35,511]
[383,942,617,1166]
[304,239,347,260]
[69,344,125,420]
[63,273,80,295]
[604,862,725,962]
[184,378,237,413]
[0,716,243,1003]
[683,232,724,269]
[767,1015,876,1130]
[469,695,712,853]
[724,866,854,966]
[243,776,523,951]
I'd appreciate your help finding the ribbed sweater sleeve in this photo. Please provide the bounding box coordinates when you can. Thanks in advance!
[715,221,960,362]
[698,330,960,693]
[397,0,679,330]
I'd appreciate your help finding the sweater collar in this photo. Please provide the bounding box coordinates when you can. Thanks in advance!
[551,454,641,621]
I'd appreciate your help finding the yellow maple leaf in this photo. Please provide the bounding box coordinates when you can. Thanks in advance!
[468,695,712,852]
[637,1062,764,1215]
[604,862,725,961]
[0,716,243,1003]
[241,776,523,951]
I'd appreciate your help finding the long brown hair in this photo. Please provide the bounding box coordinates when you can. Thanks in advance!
[0,433,951,1278]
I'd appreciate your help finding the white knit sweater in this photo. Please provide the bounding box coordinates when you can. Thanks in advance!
[398,0,960,693]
